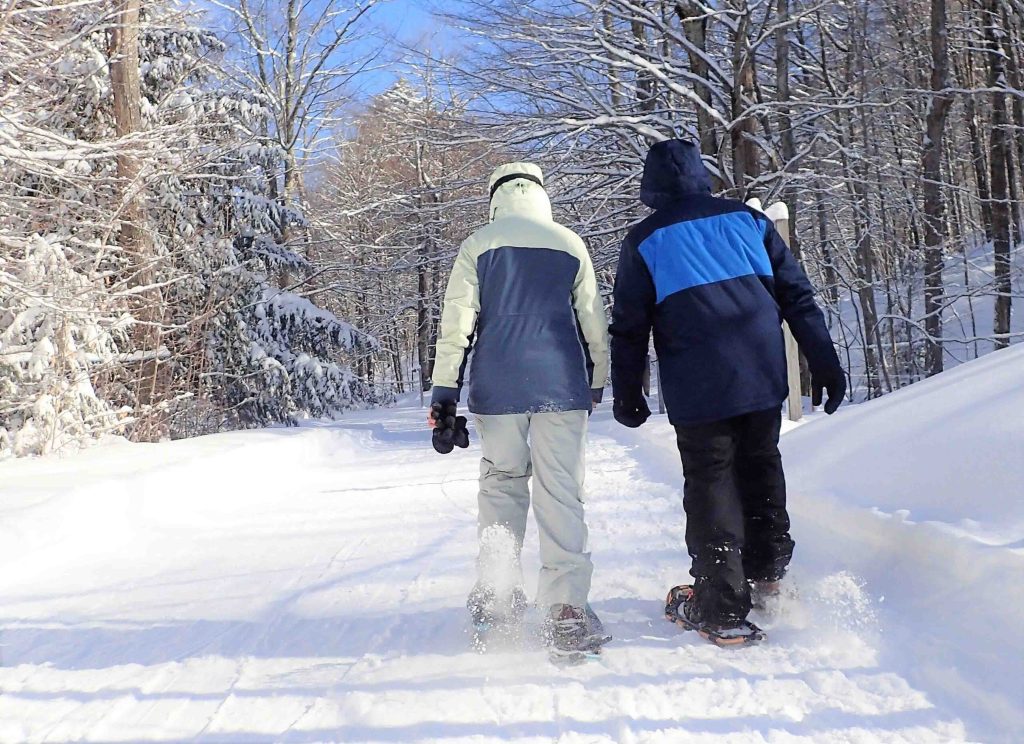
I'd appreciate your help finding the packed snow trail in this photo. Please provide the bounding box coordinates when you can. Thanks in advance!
[1,348,1022,742]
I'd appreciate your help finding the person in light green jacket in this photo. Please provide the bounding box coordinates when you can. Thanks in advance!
[429,162,611,659]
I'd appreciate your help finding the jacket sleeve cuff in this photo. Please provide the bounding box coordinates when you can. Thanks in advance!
[591,387,605,404]
[430,386,462,406]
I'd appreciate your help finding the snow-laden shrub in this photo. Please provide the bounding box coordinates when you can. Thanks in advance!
[0,236,130,457]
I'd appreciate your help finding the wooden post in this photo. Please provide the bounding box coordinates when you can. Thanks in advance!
[783,323,802,421]
[749,199,803,421]
[767,204,804,422]
[656,358,666,415]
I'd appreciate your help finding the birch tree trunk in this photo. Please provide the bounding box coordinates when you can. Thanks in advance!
[278,0,300,288]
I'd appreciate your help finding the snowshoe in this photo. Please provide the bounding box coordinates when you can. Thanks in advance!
[468,585,527,653]
[545,604,612,666]
[664,585,765,647]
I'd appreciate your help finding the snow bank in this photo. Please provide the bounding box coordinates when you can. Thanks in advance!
[781,345,1024,735]
[783,343,1024,540]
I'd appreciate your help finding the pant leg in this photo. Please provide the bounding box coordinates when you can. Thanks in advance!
[527,409,593,609]
[735,407,794,582]
[474,413,532,593]
[675,419,751,624]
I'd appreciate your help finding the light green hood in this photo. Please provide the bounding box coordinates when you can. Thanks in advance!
[487,162,553,223]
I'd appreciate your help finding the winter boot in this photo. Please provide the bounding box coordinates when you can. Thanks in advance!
[664,585,765,647]
[468,583,527,627]
[468,584,527,653]
[749,579,782,612]
[545,604,612,665]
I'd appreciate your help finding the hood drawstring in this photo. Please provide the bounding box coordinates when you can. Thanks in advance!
[489,172,543,201]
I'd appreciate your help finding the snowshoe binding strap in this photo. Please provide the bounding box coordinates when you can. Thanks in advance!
[545,604,611,666]
[664,585,765,648]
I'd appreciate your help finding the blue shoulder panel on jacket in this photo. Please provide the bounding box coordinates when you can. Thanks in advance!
[638,211,772,303]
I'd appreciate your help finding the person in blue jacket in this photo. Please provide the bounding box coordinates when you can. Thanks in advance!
[609,139,846,645]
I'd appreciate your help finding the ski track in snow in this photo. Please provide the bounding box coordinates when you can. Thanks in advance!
[2,350,1023,742]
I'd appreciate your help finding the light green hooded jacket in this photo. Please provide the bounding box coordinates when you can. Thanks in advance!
[431,162,609,415]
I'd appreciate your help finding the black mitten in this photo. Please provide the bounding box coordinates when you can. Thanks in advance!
[452,416,470,449]
[432,402,470,454]
[613,396,652,428]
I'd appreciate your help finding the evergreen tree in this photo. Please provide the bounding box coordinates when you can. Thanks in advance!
[0,1,373,457]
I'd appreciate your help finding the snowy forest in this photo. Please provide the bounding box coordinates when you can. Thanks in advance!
[2,0,1023,458]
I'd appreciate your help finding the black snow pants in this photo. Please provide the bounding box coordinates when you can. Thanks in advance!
[674,406,795,625]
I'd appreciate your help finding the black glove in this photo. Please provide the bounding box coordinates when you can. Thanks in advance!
[613,396,651,428]
[811,369,847,415]
[431,402,470,454]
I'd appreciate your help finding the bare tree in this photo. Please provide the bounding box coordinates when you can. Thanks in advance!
[311,79,501,393]
[213,0,382,262]
[107,0,168,436]
[984,0,1013,348]
[921,0,953,375]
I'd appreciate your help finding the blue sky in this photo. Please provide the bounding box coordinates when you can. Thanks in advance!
[364,0,468,96]
[374,0,437,43]
[200,0,466,100]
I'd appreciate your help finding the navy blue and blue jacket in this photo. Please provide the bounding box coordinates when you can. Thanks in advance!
[431,162,610,415]
[610,140,840,426]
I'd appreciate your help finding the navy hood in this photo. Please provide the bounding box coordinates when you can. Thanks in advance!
[639,139,712,210]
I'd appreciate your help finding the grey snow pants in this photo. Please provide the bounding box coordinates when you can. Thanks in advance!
[474,409,593,609]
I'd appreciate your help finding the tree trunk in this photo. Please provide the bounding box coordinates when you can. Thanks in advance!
[108,0,162,436]
[773,0,811,393]
[416,266,431,392]
[814,177,839,309]
[842,10,885,397]
[984,0,1013,348]
[959,40,994,241]
[1003,5,1024,235]
[602,10,626,110]
[921,0,953,376]
[675,0,719,183]
[964,92,993,242]
[631,9,657,113]
[729,6,758,197]
[278,0,300,289]
[774,0,800,259]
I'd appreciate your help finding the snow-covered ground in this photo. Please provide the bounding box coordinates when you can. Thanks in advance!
[1,347,1022,743]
